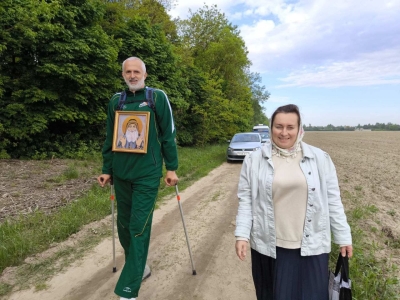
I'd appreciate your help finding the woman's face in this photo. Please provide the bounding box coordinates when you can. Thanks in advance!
[272,112,299,149]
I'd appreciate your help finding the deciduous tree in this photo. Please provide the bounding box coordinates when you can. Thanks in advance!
[0,0,120,157]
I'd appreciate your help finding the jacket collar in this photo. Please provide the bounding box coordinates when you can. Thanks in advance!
[126,87,146,95]
[301,142,315,159]
[261,141,315,159]
[261,141,272,158]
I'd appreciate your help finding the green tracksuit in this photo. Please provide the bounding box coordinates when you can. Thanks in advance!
[101,87,178,298]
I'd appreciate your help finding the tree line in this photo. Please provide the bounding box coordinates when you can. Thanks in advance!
[304,123,400,131]
[0,0,270,159]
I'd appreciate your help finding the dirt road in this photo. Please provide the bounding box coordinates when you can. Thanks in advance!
[8,162,256,300]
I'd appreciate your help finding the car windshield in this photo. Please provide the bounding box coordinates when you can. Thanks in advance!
[260,133,269,139]
[232,134,260,143]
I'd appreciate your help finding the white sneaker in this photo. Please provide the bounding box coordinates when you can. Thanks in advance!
[142,264,151,280]
[119,265,149,300]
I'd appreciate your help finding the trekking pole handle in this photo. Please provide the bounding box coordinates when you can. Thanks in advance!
[175,185,180,201]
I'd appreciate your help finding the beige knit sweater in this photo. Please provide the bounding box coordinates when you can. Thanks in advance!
[272,152,307,249]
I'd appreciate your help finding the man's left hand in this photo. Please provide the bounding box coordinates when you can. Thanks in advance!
[164,170,178,186]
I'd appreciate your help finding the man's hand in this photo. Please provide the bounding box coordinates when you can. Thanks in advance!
[97,174,111,187]
[119,136,126,145]
[164,170,178,186]
[235,240,248,261]
[136,136,143,148]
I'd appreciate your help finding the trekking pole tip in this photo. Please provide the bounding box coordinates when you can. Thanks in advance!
[192,270,197,275]
[113,267,117,273]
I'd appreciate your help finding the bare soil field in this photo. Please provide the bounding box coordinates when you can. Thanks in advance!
[0,159,99,222]
[1,131,399,299]
[304,131,400,270]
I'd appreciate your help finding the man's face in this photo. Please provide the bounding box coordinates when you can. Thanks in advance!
[122,60,147,91]
[127,123,137,132]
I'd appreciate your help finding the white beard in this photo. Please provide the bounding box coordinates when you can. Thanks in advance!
[125,78,145,91]
[126,130,139,142]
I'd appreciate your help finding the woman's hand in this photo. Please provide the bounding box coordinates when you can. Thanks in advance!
[340,245,353,258]
[235,240,248,261]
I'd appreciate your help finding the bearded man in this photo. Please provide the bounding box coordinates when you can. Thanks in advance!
[97,57,179,300]
[118,119,143,149]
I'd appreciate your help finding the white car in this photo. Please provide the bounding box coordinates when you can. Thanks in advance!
[226,132,262,162]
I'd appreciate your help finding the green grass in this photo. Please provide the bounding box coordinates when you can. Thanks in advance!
[332,191,399,299]
[0,185,111,274]
[156,144,227,204]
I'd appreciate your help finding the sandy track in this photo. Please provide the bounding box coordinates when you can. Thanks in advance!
[7,162,255,300]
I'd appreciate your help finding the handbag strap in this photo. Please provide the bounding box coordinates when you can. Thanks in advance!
[335,253,350,283]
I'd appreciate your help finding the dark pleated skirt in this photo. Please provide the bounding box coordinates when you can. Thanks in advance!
[251,247,329,300]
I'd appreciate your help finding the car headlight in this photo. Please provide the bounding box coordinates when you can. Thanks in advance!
[227,147,233,151]
[253,147,260,151]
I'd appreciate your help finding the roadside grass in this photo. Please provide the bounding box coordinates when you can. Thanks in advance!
[6,222,110,294]
[331,190,400,299]
[156,144,227,206]
[1,144,399,298]
[0,185,111,273]
[0,144,227,296]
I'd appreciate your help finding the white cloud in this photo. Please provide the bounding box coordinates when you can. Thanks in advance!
[276,47,400,87]
[238,0,400,87]
[171,0,400,87]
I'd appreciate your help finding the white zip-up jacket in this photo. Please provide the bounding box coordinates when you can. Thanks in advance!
[235,141,352,258]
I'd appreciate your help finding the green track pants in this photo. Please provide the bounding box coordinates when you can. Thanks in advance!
[113,176,160,298]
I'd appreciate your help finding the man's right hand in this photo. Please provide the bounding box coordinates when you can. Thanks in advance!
[97,174,111,187]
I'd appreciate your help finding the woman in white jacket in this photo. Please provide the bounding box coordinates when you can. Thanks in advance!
[235,104,352,300]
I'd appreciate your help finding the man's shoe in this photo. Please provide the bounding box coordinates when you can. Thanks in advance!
[119,266,149,300]
[142,264,151,280]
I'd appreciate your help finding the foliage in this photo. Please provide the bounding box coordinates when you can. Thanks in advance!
[304,122,400,131]
[102,0,179,42]
[249,72,270,125]
[0,0,270,156]
[0,0,121,158]
[176,4,268,144]
[115,18,190,110]
[0,122,10,158]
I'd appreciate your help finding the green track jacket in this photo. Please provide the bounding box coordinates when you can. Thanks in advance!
[101,87,178,181]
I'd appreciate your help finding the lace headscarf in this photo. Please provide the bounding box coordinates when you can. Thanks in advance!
[271,116,305,159]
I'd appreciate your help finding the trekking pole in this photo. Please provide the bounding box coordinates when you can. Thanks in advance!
[175,185,197,275]
[110,177,117,273]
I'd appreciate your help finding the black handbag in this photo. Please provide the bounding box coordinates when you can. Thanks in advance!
[328,253,352,300]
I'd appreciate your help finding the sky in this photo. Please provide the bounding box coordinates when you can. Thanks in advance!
[169,0,400,126]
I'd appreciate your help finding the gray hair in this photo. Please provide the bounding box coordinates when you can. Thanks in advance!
[122,57,146,73]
